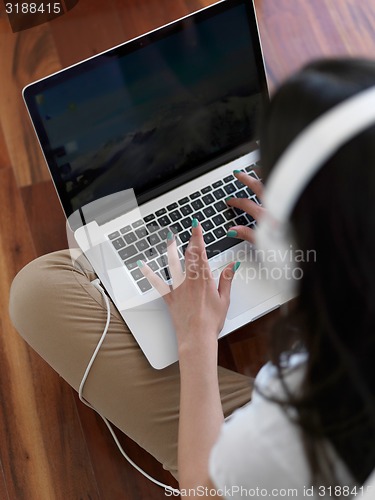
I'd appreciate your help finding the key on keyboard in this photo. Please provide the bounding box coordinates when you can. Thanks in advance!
[109,162,261,292]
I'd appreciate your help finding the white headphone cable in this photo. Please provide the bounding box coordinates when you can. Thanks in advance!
[78,278,180,495]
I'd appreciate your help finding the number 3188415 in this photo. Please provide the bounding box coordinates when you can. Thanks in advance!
[5,3,62,14]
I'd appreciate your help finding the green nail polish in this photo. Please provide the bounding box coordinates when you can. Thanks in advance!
[137,260,144,268]
[227,230,238,238]
[167,231,174,241]
[233,169,242,174]
[225,196,233,201]
[192,218,198,228]
[232,262,241,273]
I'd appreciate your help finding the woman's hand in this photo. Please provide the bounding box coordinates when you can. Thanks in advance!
[139,220,233,493]
[226,169,266,243]
[138,220,239,353]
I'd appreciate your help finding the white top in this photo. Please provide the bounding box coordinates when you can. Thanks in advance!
[209,354,353,499]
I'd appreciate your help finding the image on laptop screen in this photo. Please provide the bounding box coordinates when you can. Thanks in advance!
[24,0,268,218]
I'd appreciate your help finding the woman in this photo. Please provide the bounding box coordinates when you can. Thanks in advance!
[9,58,375,498]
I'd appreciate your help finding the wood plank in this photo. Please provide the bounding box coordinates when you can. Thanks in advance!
[226,309,281,378]
[0,124,11,169]
[218,337,237,372]
[254,0,375,90]
[50,0,126,68]
[321,0,375,57]
[113,0,191,37]
[0,16,61,186]
[73,393,179,500]
[0,456,10,500]
[21,181,68,257]
[185,0,215,10]
[0,168,100,499]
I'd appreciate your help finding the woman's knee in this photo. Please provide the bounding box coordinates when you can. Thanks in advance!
[9,250,87,345]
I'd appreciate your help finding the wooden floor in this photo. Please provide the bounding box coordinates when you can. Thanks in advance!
[0,0,375,498]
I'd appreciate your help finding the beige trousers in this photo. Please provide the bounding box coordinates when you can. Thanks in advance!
[9,250,252,478]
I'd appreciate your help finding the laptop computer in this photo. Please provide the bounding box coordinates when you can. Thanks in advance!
[23,0,293,369]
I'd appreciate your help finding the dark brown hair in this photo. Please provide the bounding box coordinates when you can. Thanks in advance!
[259,58,375,487]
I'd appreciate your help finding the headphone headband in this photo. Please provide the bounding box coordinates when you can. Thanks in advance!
[255,85,375,299]
[262,85,375,226]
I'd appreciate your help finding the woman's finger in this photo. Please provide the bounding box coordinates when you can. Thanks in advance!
[218,261,240,304]
[233,170,264,200]
[167,231,185,289]
[226,225,256,244]
[184,219,212,281]
[226,196,266,221]
[137,260,171,297]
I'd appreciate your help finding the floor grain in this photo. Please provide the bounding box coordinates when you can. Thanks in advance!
[0,169,100,499]
[1,0,375,498]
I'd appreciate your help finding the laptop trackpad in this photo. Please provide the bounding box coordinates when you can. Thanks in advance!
[224,266,280,319]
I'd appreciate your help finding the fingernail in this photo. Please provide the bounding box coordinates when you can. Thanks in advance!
[167,231,174,241]
[225,196,233,202]
[191,218,198,228]
[227,230,238,238]
[232,262,241,273]
[233,169,242,174]
[137,260,144,268]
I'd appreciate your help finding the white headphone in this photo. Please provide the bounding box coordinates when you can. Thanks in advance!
[360,469,375,500]
[256,85,375,299]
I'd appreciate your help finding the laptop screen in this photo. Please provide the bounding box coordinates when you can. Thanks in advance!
[24,0,268,220]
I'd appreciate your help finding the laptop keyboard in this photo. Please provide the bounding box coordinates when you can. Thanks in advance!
[107,164,261,293]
